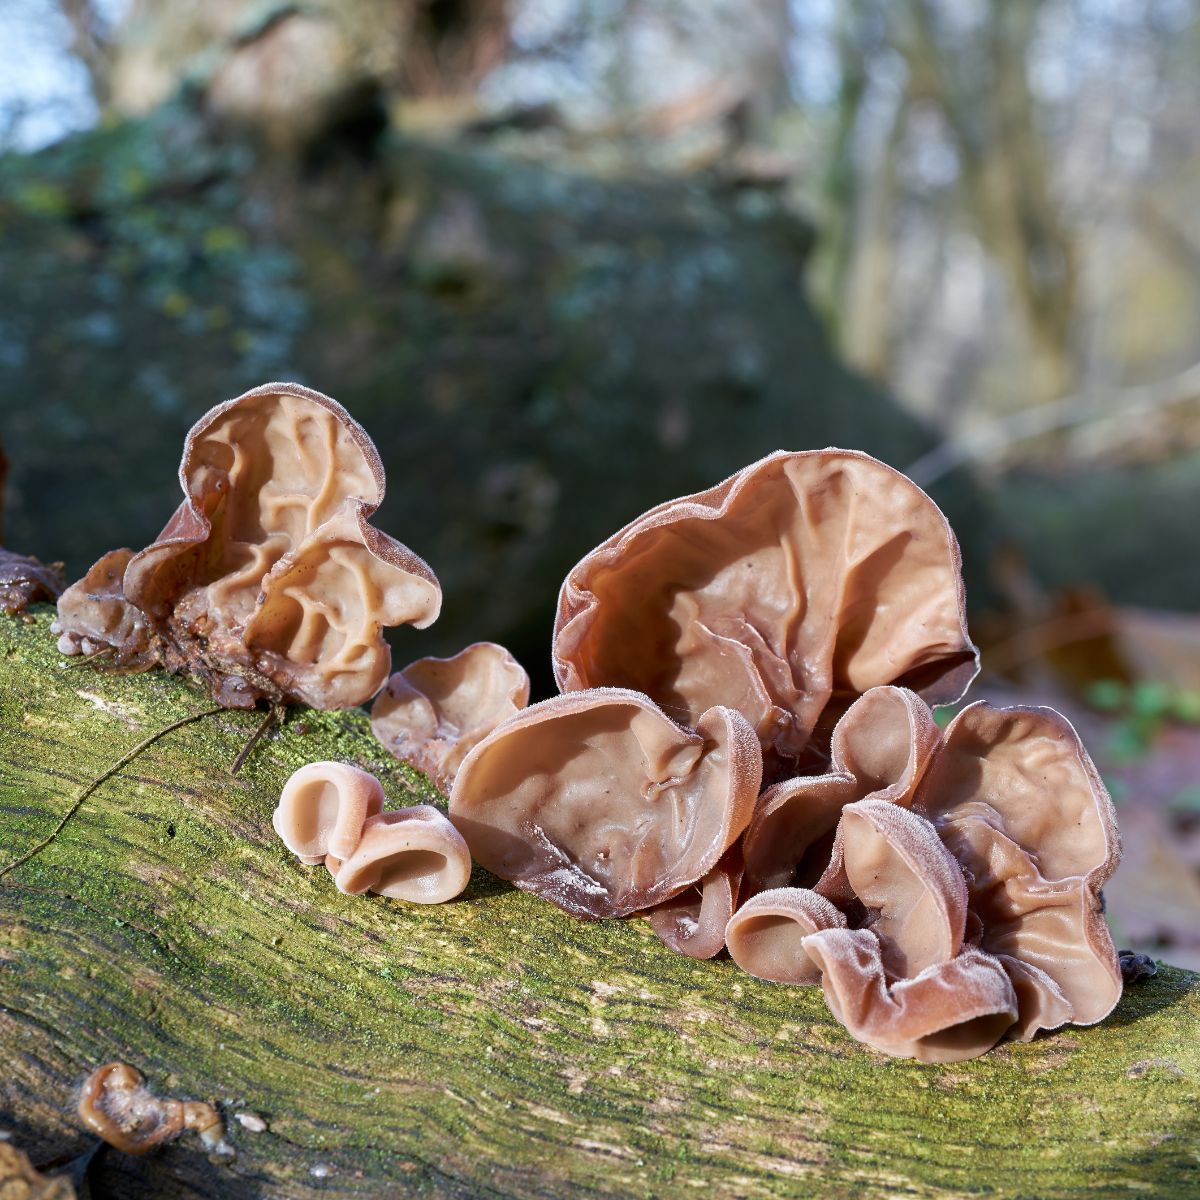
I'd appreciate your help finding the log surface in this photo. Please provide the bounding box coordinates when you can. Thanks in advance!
[0,610,1197,1199]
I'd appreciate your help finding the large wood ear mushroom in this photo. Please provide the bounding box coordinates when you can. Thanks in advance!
[553,450,977,778]
[449,688,762,919]
[273,761,386,863]
[371,642,530,792]
[54,383,442,709]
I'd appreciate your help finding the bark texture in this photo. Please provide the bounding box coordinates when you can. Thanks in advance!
[0,609,1197,1199]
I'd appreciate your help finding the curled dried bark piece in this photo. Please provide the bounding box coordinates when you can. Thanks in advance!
[647,845,743,960]
[371,642,530,792]
[56,383,442,709]
[802,929,1019,1063]
[331,806,471,903]
[915,702,1122,1037]
[743,686,940,894]
[553,450,977,777]
[816,800,968,979]
[273,761,385,863]
[725,886,846,984]
[0,438,65,617]
[449,688,762,919]
[77,1062,227,1155]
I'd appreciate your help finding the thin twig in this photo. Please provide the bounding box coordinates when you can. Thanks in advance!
[0,705,224,880]
[65,647,114,669]
[230,704,282,777]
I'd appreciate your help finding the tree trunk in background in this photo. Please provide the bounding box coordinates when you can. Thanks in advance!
[2,610,1198,1199]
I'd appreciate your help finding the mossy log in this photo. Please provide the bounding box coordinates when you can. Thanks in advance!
[1,609,1198,1199]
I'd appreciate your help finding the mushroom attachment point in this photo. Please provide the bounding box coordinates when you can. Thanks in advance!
[372,642,530,792]
[54,383,442,709]
[553,450,978,779]
[646,845,744,960]
[273,761,471,903]
[449,688,762,919]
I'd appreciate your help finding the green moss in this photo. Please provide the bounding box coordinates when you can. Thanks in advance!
[1,608,1198,1199]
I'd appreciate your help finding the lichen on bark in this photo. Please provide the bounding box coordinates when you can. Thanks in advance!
[0,608,1197,1199]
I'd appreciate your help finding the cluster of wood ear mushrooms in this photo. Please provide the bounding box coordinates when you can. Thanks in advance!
[52,385,1125,1064]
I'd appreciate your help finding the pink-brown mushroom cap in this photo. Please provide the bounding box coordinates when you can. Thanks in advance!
[103,382,441,709]
[725,886,846,984]
[914,701,1123,1036]
[552,450,978,777]
[449,688,762,919]
[371,642,530,792]
[273,761,386,862]
[52,548,152,662]
[742,686,941,895]
[802,929,1019,1063]
[331,806,472,903]
[647,845,744,960]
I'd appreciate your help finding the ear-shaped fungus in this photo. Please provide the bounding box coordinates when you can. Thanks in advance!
[274,762,471,903]
[646,846,744,960]
[725,886,846,984]
[742,686,939,895]
[52,549,152,663]
[273,761,385,864]
[914,702,1123,1038]
[329,807,472,903]
[0,438,64,616]
[449,688,762,918]
[553,450,977,777]
[55,383,442,709]
[371,642,530,792]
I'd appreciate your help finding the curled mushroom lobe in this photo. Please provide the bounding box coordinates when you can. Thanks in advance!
[646,845,744,960]
[914,702,1122,1038]
[55,383,442,709]
[449,689,762,919]
[78,1062,226,1155]
[372,642,530,792]
[742,685,939,896]
[553,450,977,778]
[274,761,471,904]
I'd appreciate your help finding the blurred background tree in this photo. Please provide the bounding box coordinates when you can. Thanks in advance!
[2,0,1199,960]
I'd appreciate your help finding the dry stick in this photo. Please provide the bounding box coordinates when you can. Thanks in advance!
[0,705,225,880]
[230,703,282,777]
[65,647,114,669]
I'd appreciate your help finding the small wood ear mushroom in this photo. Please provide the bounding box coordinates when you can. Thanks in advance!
[553,450,978,779]
[914,702,1123,1039]
[725,886,846,984]
[371,642,530,792]
[329,807,472,904]
[449,688,762,919]
[274,762,470,903]
[273,761,385,864]
[78,1062,226,1155]
[742,686,940,896]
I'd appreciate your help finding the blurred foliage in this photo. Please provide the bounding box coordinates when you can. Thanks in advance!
[1088,677,1200,764]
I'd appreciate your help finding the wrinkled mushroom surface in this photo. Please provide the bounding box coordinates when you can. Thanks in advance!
[55,383,442,709]
[914,702,1123,1037]
[51,548,152,663]
[449,688,762,919]
[725,886,846,984]
[372,642,530,792]
[742,686,939,895]
[553,450,977,778]
[273,762,471,903]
